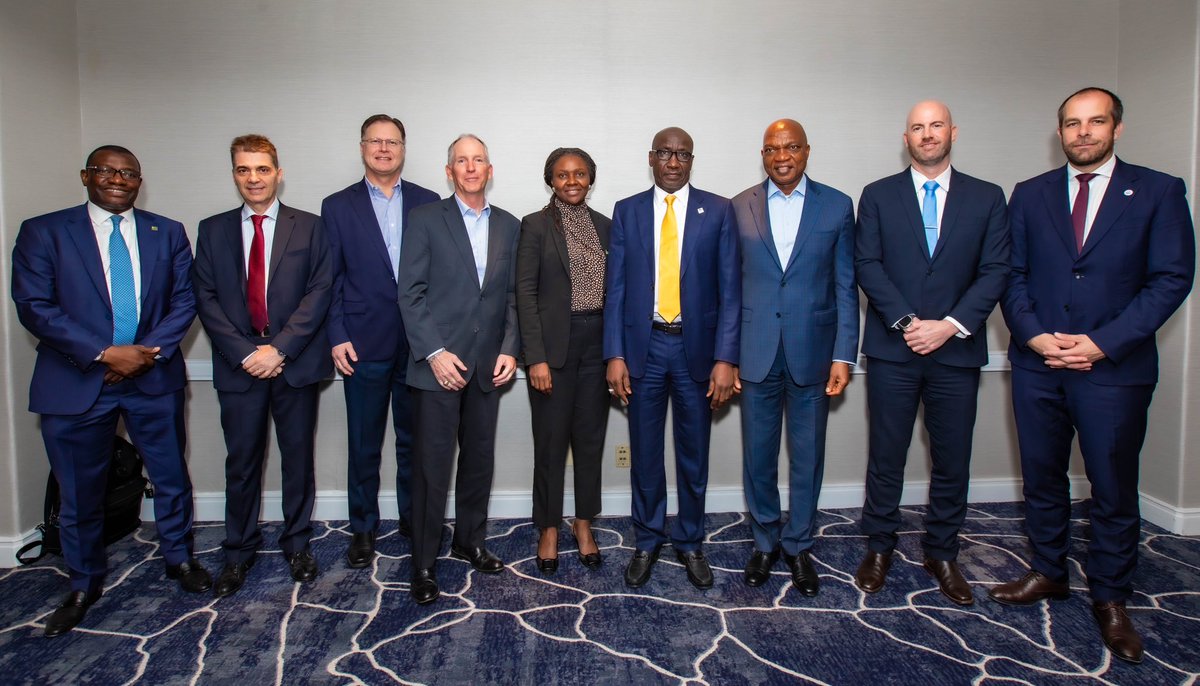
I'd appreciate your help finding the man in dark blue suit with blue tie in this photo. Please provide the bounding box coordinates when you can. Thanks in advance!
[732,119,858,594]
[604,127,741,589]
[322,115,439,568]
[854,101,1010,606]
[991,88,1195,664]
[12,146,209,637]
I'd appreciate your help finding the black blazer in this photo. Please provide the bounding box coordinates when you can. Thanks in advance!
[516,205,611,368]
[192,203,333,391]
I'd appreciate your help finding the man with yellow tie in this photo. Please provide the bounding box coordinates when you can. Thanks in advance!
[604,127,741,589]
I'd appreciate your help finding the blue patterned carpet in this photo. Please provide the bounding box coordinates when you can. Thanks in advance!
[1,502,1197,685]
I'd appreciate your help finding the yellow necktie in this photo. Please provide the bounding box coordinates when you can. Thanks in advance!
[658,194,680,322]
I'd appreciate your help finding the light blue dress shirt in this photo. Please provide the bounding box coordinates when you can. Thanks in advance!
[366,178,404,279]
[454,194,490,286]
[766,176,806,266]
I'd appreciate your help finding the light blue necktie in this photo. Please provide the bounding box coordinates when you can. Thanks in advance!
[109,215,138,345]
[922,180,939,257]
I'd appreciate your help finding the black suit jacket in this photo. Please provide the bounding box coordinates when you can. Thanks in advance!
[398,197,521,392]
[515,205,611,368]
[192,203,333,391]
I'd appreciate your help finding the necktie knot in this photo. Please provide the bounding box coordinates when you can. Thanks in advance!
[1076,173,1097,186]
[110,215,122,231]
[251,214,266,231]
[665,195,676,208]
[923,180,939,193]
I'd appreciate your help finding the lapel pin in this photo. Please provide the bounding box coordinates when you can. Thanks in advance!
[1123,189,1133,196]
[151,225,159,231]
[697,207,705,215]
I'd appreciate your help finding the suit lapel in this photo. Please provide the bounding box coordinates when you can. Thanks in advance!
[751,183,783,271]
[1081,159,1137,258]
[681,192,705,277]
[269,205,295,284]
[444,201,481,289]
[350,181,397,276]
[482,212,509,292]
[67,205,112,309]
[133,210,163,317]
[548,210,570,274]
[891,172,930,263]
[1039,166,1078,257]
[933,170,965,262]
[786,182,822,273]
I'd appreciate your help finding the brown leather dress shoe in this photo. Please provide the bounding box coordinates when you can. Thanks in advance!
[1092,601,1143,664]
[923,558,973,605]
[854,550,892,593]
[987,570,1070,606]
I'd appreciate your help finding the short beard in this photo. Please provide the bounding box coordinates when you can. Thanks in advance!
[1063,140,1113,168]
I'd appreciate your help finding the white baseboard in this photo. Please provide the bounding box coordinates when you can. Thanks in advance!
[6,475,1194,568]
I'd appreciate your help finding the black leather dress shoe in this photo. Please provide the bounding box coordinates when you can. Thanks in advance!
[1092,600,1143,664]
[854,550,892,593]
[987,570,1070,606]
[784,551,819,596]
[214,558,255,598]
[288,550,319,582]
[624,547,661,587]
[677,549,714,589]
[44,589,102,638]
[411,568,439,605]
[166,558,213,594]
[346,532,376,569]
[536,556,559,574]
[923,558,974,606]
[450,544,504,573]
[743,549,779,587]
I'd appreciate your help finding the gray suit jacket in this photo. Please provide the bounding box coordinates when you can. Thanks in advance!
[398,196,521,392]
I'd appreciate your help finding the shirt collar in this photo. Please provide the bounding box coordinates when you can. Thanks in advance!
[653,183,690,205]
[1067,154,1117,180]
[767,175,807,199]
[454,193,490,218]
[87,201,135,227]
[910,165,953,193]
[241,198,280,222]
[364,176,403,198]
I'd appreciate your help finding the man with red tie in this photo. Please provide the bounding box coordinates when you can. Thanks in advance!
[192,134,333,598]
[994,88,1195,664]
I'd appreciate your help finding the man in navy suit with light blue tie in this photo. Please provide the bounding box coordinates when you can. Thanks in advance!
[12,145,209,637]
[854,101,1010,606]
[604,127,741,589]
[322,115,439,568]
[991,88,1194,664]
[732,119,858,594]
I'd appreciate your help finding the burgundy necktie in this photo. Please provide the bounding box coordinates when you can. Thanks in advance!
[1071,173,1097,252]
[248,214,268,333]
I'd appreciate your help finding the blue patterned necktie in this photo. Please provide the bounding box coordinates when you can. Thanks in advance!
[922,180,939,257]
[109,215,138,345]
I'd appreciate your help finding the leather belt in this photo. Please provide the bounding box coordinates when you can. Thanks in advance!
[651,321,682,335]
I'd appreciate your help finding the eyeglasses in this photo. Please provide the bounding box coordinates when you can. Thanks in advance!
[86,166,142,181]
[361,138,405,149]
[762,144,807,156]
[651,149,694,163]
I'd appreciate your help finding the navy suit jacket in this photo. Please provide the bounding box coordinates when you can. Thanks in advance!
[603,186,741,382]
[398,197,521,392]
[191,204,333,392]
[11,204,195,414]
[855,168,1010,368]
[1002,158,1195,385]
[321,178,440,361]
[733,178,858,385]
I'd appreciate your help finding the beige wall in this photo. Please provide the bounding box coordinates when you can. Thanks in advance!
[2,1,1197,560]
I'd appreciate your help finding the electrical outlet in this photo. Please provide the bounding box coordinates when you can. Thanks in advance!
[615,444,631,468]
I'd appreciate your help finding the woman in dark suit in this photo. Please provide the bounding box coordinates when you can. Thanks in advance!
[516,148,611,574]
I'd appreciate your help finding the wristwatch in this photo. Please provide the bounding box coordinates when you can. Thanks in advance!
[895,314,916,332]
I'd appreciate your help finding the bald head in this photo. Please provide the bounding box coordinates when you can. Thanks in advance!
[761,119,810,194]
[903,100,957,177]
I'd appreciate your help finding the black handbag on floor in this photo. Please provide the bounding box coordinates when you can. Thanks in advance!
[16,436,150,565]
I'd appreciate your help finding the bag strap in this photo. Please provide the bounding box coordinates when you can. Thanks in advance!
[16,525,47,565]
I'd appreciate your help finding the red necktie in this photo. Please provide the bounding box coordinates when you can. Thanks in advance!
[248,214,268,333]
[1071,173,1097,252]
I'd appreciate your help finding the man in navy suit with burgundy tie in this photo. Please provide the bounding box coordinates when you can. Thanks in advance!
[12,145,209,637]
[854,101,1010,605]
[732,119,858,594]
[192,134,332,597]
[992,88,1194,664]
[604,127,741,589]
[322,115,439,568]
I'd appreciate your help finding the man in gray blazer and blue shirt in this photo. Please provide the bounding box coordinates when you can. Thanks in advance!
[398,134,520,604]
[733,119,858,595]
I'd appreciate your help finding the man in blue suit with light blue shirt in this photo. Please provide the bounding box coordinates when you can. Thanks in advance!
[732,119,858,595]
[322,114,439,569]
[854,101,1010,606]
[604,127,741,590]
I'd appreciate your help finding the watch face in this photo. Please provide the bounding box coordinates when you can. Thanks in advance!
[898,315,915,331]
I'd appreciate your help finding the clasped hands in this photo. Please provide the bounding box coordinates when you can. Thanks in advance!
[100,344,159,385]
[243,345,285,379]
[1027,332,1105,371]
[431,350,516,391]
[902,317,958,356]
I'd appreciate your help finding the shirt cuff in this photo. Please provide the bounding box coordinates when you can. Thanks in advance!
[833,358,856,367]
[944,316,970,338]
[426,347,446,362]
